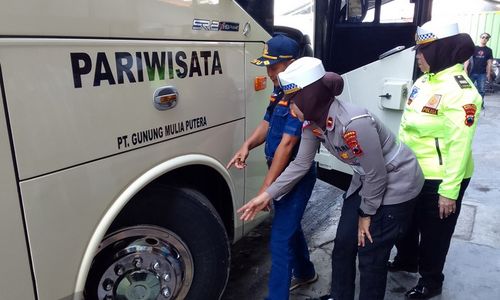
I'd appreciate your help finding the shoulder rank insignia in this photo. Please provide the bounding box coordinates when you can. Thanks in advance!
[278,99,288,106]
[303,121,324,139]
[454,75,472,89]
[343,130,363,156]
[421,94,441,115]
[462,104,477,127]
[312,128,323,138]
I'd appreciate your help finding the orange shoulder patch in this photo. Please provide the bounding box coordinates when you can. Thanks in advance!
[462,104,477,127]
[343,131,363,156]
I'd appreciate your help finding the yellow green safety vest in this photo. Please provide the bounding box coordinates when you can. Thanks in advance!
[399,64,482,200]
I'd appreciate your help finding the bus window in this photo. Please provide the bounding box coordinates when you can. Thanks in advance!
[275,0,315,45]
[346,0,372,22]
[364,0,415,23]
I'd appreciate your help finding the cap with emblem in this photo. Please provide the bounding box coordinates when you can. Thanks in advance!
[415,21,459,47]
[251,34,299,66]
[278,57,326,94]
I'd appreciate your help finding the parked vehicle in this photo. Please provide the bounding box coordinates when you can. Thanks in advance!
[0,0,433,299]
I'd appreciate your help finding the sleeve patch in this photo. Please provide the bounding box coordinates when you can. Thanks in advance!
[407,86,420,106]
[454,75,472,89]
[343,130,363,156]
[463,104,477,127]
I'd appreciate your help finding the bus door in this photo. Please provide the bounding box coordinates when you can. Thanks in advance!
[0,68,35,300]
[314,0,432,188]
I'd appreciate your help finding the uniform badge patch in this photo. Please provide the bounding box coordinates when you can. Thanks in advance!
[421,94,441,115]
[343,131,363,156]
[454,75,472,89]
[326,116,334,131]
[462,104,477,127]
[407,86,420,106]
[340,152,349,159]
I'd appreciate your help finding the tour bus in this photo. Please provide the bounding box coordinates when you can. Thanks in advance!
[0,0,433,299]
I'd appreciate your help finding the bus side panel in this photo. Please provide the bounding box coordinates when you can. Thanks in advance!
[1,39,247,299]
[0,70,36,300]
[0,0,271,42]
[0,40,245,180]
[20,122,245,300]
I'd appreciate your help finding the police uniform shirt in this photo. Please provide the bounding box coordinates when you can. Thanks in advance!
[267,99,424,215]
[399,64,482,199]
[263,86,303,161]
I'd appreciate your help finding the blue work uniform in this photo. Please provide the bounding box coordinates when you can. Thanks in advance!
[264,86,317,300]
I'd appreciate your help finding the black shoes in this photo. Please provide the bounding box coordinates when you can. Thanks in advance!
[387,260,418,273]
[405,285,442,299]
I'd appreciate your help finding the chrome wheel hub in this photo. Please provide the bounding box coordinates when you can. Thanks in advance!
[95,225,193,300]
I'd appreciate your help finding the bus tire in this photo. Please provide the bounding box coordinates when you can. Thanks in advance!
[85,186,230,300]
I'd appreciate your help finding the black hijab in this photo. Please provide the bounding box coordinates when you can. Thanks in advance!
[418,33,475,74]
[287,72,344,129]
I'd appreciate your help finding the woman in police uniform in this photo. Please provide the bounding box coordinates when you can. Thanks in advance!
[389,22,482,299]
[238,57,424,300]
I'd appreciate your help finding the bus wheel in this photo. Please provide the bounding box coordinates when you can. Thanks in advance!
[85,186,230,300]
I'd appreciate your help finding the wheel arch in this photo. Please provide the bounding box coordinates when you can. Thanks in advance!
[74,154,236,296]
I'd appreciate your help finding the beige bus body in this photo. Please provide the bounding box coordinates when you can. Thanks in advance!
[0,0,271,299]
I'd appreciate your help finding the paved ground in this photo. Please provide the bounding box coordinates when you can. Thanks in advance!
[222,92,500,300]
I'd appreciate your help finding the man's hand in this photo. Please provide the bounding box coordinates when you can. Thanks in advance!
[358,216,373,247]
[227,146,249,169]
[237,192,272,221]
[438,195,456,219]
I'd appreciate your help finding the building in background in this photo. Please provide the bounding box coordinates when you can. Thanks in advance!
[433,0,499,58]
[274,0,499,58]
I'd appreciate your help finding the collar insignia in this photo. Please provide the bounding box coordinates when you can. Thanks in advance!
[326,116,334,131]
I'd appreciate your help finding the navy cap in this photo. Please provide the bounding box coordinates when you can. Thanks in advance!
[251,34,299,66]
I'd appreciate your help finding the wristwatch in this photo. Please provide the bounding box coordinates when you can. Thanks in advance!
[358,208,373,218]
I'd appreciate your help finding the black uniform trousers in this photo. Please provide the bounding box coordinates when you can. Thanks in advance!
[330,191,416,300]
[394,178,470,289]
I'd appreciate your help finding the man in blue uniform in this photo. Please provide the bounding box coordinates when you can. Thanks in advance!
[227,35,317,300]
